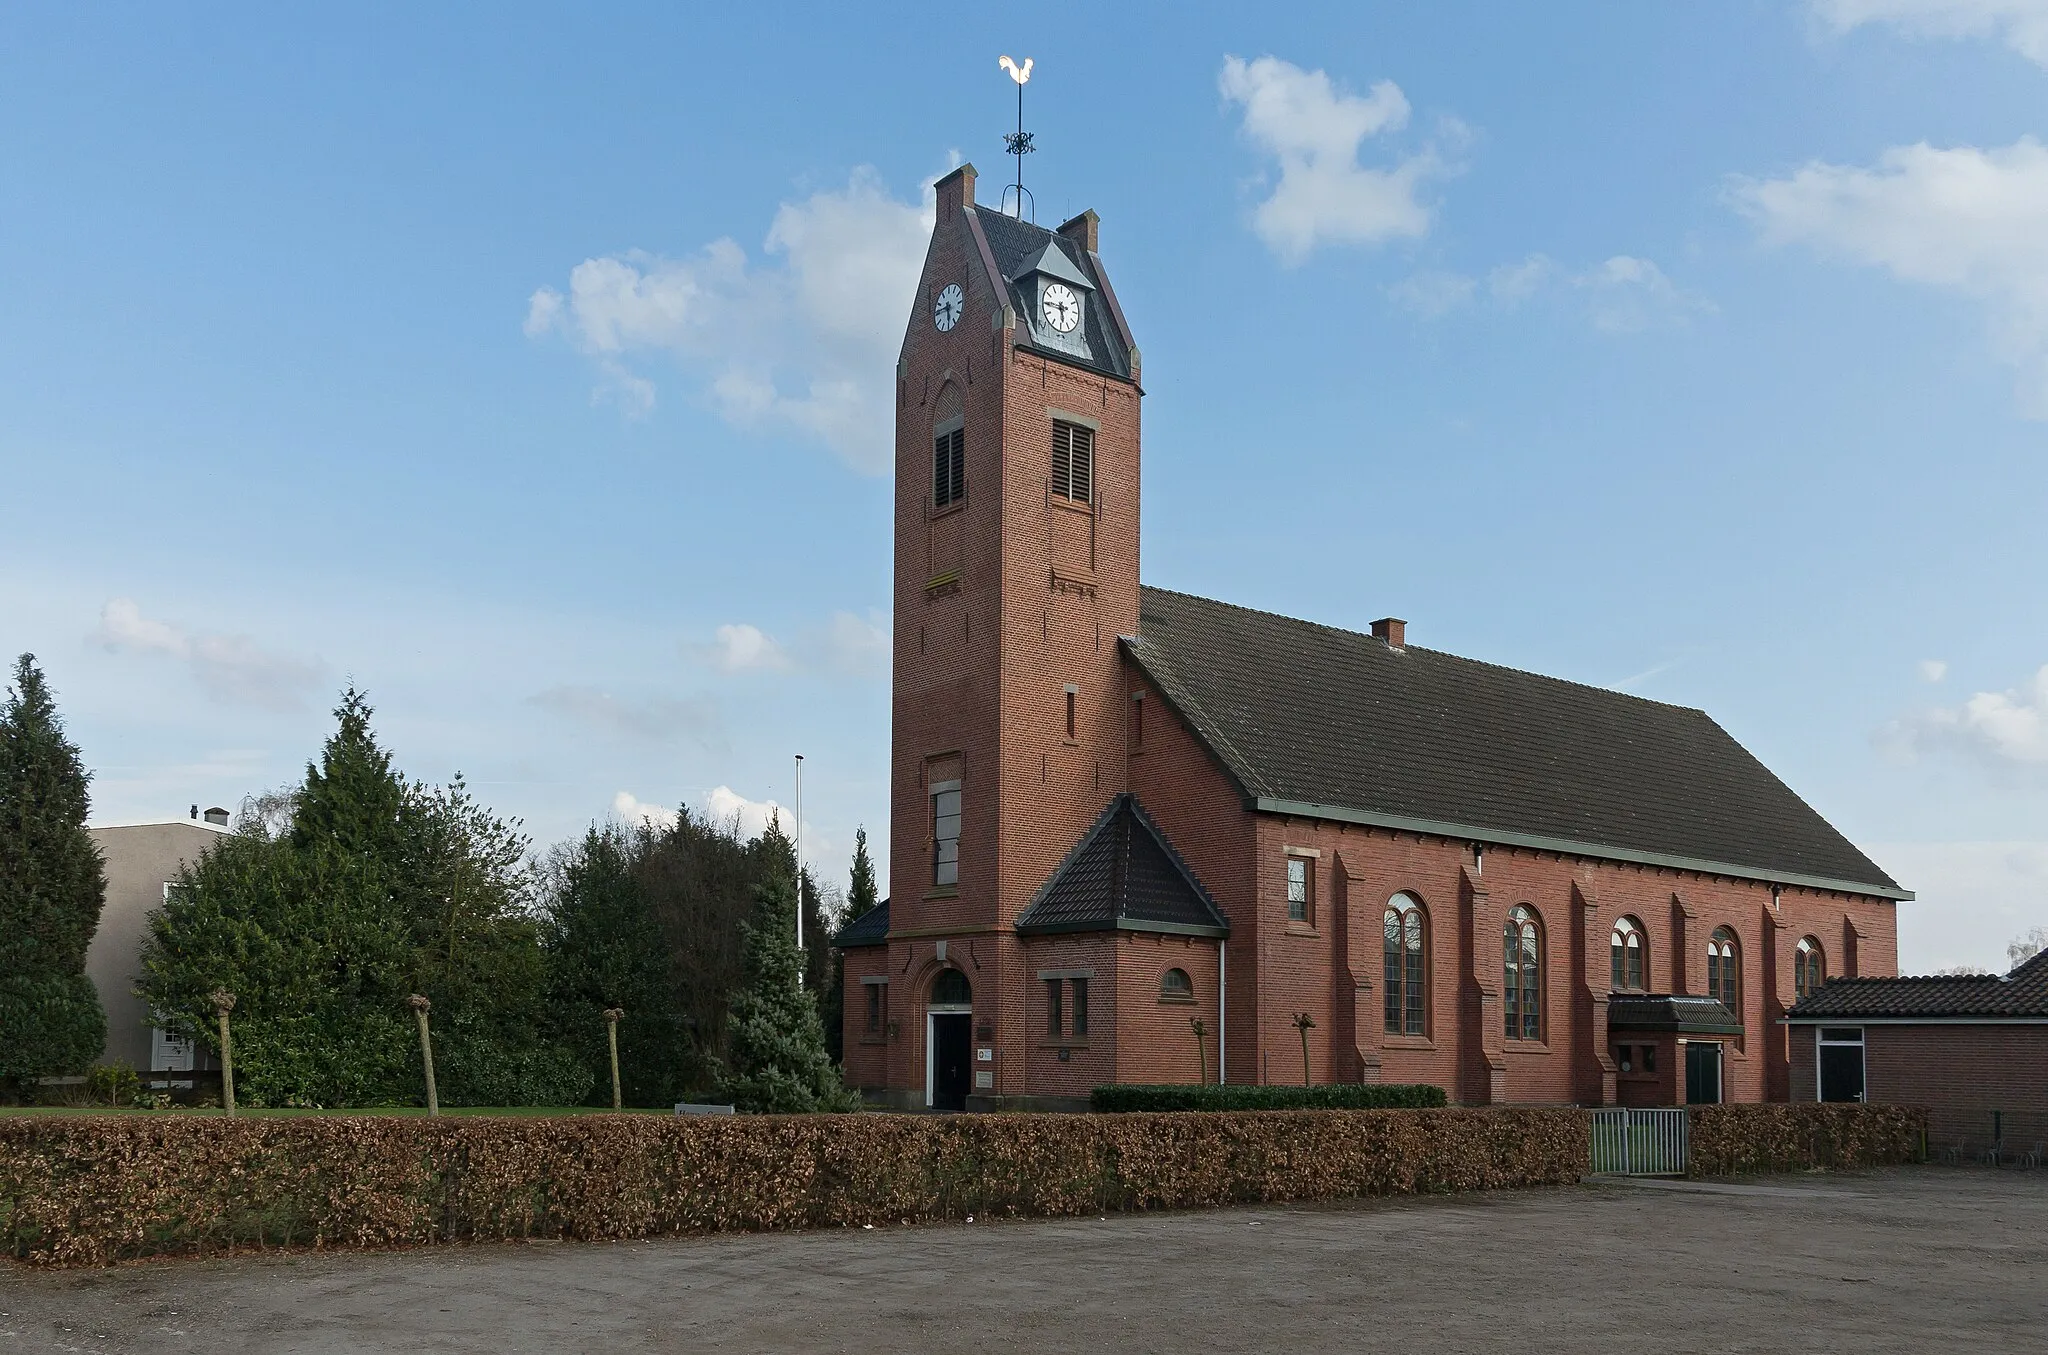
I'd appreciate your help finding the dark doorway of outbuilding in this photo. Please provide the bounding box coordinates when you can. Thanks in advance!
[1818,1027,1866,1103]
[1684,1041,1723,1105]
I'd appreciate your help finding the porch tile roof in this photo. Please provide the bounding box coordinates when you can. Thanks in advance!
[1015,793,1229,937]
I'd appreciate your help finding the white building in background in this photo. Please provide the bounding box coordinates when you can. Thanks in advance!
[85,808,231,1078]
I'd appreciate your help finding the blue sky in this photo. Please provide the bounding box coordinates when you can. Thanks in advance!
[4,2,2045,970]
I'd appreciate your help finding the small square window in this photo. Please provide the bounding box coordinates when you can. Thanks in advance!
[1286,856,1312,924]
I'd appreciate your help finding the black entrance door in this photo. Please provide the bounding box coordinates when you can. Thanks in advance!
[931,1013,972,1111]
[1685,1041,1723,1105]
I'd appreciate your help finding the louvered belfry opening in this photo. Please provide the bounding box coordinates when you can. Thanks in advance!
[1051,420,1093,504]
[932,427,965,508]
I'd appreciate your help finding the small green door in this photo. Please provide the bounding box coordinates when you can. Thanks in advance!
[1684,1040,1722,1104]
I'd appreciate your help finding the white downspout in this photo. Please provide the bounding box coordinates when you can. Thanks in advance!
[1218,939,1228,1085]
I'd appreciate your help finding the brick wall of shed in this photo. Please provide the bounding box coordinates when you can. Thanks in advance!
[1793,1023,2048,1152]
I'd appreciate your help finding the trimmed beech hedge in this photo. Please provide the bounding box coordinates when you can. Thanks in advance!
[1092,1084,1447,1113]
[0,1107,1582,1266]
[1686,1103,1927,1177]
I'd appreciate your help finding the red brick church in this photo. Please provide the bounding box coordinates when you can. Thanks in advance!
[835,164,1908,1111]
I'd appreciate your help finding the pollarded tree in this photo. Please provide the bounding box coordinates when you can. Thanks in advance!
[719,871,860,1113]
[0,655,108,1096]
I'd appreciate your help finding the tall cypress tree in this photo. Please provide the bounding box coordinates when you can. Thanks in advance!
[0,655,108,1096]
[718,871,859,1113]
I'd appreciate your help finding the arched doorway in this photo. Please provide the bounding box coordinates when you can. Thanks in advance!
[926,968,973,1111]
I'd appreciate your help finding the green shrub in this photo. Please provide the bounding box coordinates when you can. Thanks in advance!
[83,1063,139,1108]
[1091,1083,1446,1113]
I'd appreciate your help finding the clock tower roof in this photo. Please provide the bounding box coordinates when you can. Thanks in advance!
[967,204,1135,384]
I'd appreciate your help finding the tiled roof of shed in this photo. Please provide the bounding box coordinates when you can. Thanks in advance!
[1786,950,2048,1020]
[1123,587,1905,899]
[1015,793,1229,937]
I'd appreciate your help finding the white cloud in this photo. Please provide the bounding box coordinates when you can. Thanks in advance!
[687,610,888,678]
[528,685,720,745]
[1574,255,1715,333]
[525,167,937,471]
[1488,254,1557,305]
[1219,55,1452,264]
[708,623,791,674]
[1388,271,1477,318]
[1814,0,2048,67]
[92,598,320,711]
[1881,663,2048,764]
[1919,658,1950,682]
[700,784,786,840]
[1872,840,2048,973]
[611,790,678,831]
[1731,138,2048,414]
[1388,251,1705,331]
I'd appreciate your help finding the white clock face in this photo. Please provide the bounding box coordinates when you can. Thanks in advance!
[1041,282,1081,334]
[933,283,964,332]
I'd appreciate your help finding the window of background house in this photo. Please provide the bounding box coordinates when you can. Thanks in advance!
[1051,420,1094,504]
[1286,856,1313,924]
[1708,927,1740,1011]
[1071,977,1089,1036]
[1160,968,1193,1002]
[1795,936,1825,1001]
[1047,978,1063,1036]
[1383,894,1426,1036]
[1610,916,1646,991]
[865,983,886,1036]
[932,781,961,886]
[932,426,965,508]
[1504,904,1542,1041]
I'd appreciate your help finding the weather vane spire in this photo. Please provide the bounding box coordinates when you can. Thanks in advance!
[999,54,1035,221]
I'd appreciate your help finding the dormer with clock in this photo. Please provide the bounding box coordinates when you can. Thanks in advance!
[1010,239,1095,361]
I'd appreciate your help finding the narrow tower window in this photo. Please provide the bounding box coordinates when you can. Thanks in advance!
[932,780,961,886]
[1052,420,1093,504]
[933,426,965,508]
[1064,685,1077,739]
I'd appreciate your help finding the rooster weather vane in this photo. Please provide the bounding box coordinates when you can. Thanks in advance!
[999,54,1034,221]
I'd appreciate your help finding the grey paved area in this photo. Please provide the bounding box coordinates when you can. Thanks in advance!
[3,1167,2044,1353]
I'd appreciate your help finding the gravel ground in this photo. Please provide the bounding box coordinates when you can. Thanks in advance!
[3,1167,2044,1354]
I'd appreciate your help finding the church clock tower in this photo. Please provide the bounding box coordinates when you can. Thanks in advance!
[873,163,1147,1109]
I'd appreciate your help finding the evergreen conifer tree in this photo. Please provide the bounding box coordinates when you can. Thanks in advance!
[718,871,859,1113]
[0,655,108,1095]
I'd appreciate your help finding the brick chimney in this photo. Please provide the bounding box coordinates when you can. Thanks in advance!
[1372,617,1407,649]
[1058,209,1099,254]
[934,163,977,222]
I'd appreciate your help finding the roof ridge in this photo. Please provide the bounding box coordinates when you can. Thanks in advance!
[1138,583,1708,716]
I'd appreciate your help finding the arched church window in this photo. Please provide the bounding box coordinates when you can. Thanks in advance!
[1708,928,1740,1011]
[1505,905,1542,1041]
[931,968,971,1006]
[1611,917,1647,991]
[1795,936,1826,1001]
[1383,894,1426,1036]
[1160,968,1193,1002]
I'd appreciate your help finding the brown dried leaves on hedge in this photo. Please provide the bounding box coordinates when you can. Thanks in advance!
[0,1108,1587,1266]
[1685,1103,1927,1177]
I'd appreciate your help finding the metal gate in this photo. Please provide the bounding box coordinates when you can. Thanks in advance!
[1591,1107,1688,1175]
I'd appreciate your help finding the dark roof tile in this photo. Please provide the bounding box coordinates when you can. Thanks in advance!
[1124,586,1903,898]
[1016,793,1229,936]
[834,898,890,948]
[1787,950,2048,1019]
